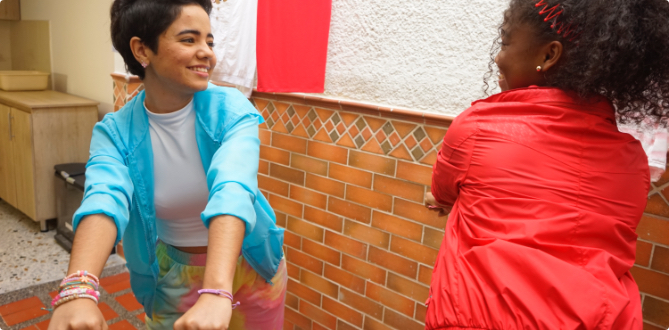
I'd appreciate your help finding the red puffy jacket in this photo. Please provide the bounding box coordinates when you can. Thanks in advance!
[426,87,648,330]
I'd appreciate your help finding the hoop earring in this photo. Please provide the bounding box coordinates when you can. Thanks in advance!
[536,66,542,72]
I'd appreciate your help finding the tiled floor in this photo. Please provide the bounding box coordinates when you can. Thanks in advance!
[0,200,125,295]
[0,271,146,330]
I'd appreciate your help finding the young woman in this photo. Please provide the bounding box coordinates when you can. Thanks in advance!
[425,0,669,329]
[48,1,286,329]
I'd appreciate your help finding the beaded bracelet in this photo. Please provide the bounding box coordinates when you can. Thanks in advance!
[52,294,99,309]
[51,271,101,309]
[197,289,241,309]
[64,270,100,284]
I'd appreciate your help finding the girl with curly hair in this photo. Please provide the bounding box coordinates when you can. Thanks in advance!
[424,0,669,329]
[47,1,286,329]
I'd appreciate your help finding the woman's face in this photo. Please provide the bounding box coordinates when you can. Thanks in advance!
[495,22,545,92]
[145,4,216,94]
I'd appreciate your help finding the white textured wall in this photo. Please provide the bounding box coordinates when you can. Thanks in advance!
[322,0,509,116]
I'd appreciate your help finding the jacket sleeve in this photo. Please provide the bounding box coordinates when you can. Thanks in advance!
[72,120,134,246]
[201,113,261,237]
[431,111,478,207]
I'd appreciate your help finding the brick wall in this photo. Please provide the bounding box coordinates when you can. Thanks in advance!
[111,74,669,330]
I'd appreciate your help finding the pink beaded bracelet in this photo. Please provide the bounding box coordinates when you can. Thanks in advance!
[197,289,240,309]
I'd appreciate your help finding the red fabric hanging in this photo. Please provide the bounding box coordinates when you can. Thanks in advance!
[256,0,332,93]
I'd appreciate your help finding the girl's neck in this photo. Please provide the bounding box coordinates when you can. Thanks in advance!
[141,72,195,114]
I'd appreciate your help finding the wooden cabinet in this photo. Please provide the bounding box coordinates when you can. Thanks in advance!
[0,90,98,230]
[0,0,20,20]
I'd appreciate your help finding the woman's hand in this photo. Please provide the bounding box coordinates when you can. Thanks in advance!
[174,294,233,330]
[425,192,452,217]
[47,299,107,330]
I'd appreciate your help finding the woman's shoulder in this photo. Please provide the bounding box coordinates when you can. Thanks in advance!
[195,84,257,117]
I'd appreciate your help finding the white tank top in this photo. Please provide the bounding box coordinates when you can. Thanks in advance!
[145,99,209,247]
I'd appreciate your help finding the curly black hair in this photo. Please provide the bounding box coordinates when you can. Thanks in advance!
[110,0,213,79]
[484,0,669,124]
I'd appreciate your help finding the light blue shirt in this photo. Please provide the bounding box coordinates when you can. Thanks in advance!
[73,84,284,318]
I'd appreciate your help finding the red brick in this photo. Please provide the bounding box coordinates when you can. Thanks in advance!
[34,319,51,330]
[329,163,373,188]
[324,264,365,294]
[99,302,119,321]
[301,270,339,299]
[288,217,324,242]
[423,227,444,250]
[346,186,393,212]
[307,141,349,164]
[136,313,146,323]
[364,317,393,330]
[273,133,308,154]
[637,214,669,246]
[285,292,299,310]
[651,245,669,274]
[285,307,312,330]
[276,212,287,227]
[259,129,271,145]
[108,320,137,330]
[287,247,324,275]
[99,272,131,293]
[0,296,48,326]
[304,206,343,232]
[396,161,432,186]
[328,197,372,224]
[338,320,360,330]
[366,282,415,317]
[415,303,427,323]
[305,174,345,198]
[390,236,439,265]
[259,159,269,175]
[260,145,291,165]
[394,199,447,229]
[341,254,387,285]
[258,174,289,196]
[344,220,390,249]
[349,151,396,176]
[368,246,418,278]
[292,154,328,176]
[339,287,384,320]
[299,301,337,330]
[288,278,321,306]
[387,273,429,302]
[371,211,423,242]
[313,322,329,330]
[643,296,669,328]
[270,194,304,218]
[322,296,363,327]
[645,193,669,218]
[383,309,424,330]
[290,185,328,209]
[630,266,669,300]
[303,239,342,266]
[418,265,433,286]
[283,319,294,330]
[115,292,143,312]
[643,322,665,330]
[324,231,368,259]
[270,163,305,185]
[287,262,300,279]
[373,175,425,203]
[284,230,302,250]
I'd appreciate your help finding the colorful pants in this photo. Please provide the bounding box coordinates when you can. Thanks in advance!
[145,241,287,330]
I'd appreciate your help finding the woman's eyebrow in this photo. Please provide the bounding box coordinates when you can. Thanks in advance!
[176,29,214,39]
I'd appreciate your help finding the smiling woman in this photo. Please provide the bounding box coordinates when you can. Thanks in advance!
[46,1,287,330]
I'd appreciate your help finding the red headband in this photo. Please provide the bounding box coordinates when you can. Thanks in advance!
[535,0,579,41]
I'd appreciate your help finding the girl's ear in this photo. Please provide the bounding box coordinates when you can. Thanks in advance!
[130,37,152,66]
[540,41,563,72]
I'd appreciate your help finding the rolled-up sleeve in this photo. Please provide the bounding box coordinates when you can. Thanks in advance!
[431,112,478,207]
[73,121,134,245]
[201,114,261,237]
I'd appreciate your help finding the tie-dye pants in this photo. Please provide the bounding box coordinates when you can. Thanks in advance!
[145,241,287,329]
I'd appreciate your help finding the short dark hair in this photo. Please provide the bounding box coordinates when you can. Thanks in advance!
[484,0,669,124]
[110,0,213,79]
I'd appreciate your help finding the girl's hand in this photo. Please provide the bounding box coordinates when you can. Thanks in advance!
[425,192,452,217]
[174,293,233,330]
[47,298,107,330]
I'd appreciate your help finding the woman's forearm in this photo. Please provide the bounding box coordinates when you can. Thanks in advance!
[203,215,246,291]
[67,214,118,276]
